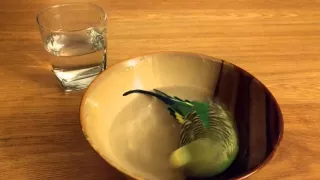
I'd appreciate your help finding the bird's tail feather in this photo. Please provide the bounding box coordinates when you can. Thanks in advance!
[123,89,194,122]
[123,89,175,105]
[168,107,186,124]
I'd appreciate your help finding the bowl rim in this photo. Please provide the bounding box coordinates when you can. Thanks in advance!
[79,51,284,180]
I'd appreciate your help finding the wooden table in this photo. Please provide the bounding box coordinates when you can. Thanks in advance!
[1,0,319,179]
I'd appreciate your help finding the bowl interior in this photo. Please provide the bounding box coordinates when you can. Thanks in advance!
[80,52,283,180]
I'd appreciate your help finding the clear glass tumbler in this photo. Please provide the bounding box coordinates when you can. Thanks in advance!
[36,3,107,92]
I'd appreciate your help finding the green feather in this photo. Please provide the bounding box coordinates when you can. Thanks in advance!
[191,101,210,128]
[123,89,210,128]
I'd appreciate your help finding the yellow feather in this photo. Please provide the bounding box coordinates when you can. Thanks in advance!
[175,112,185,124]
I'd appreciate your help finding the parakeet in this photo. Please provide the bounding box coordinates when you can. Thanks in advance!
[122,89,239,178]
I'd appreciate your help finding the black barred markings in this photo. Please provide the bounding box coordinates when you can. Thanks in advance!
[186,62,282,180]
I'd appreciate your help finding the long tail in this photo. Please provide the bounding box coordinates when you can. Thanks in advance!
[123,89,193,124]
[123,89,175,105]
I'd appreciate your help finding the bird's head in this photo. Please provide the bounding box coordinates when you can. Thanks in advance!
[169,138,232,177]
[169,139,219,169]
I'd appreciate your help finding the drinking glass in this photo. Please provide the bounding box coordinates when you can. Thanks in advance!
[36,3,107,92]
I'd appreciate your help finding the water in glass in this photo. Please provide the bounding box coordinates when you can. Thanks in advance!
[37,3,107,92]
[44,28,106,92]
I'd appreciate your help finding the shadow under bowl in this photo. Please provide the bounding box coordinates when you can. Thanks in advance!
[80,52,284,180]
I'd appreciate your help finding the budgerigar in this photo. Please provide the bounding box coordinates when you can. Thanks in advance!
[122,89,239,178]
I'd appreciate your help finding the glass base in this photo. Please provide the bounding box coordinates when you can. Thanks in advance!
[52,62,105,92]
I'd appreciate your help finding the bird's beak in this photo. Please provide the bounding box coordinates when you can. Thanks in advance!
[169,146,191,169]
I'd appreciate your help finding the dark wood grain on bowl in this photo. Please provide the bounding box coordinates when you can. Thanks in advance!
[187,61,283,180]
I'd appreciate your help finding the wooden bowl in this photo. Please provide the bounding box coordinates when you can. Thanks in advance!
[80,52,283,180]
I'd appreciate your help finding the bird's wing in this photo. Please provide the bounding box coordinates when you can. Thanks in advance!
[180,112,208,147]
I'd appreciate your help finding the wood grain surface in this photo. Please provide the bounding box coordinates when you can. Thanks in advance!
[0,0,320,179]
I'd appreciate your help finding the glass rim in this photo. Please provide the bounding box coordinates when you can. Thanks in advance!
[36,2,107,33]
